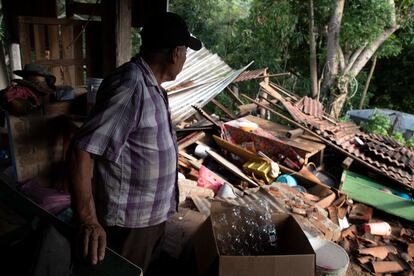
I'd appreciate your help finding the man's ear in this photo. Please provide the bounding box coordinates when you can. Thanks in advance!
[171,47,180,64]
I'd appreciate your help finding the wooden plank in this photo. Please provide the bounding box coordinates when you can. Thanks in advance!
[242,115,290,133]
[341,170,414,222]
[192,105,221,129]
[206,149,259,187]
[35,58,86,67]
[225,86,243,105]
[7,114,65,187]
[47,25,61,85]
[61,25,75,86]
[18,20,31,65]
[211,99,236,119]
[18,16,80,26]
[73,24,85,86]
[33,24,47,61]
[115,0,132,67]
[287,128,304,139]
[238,103,257,114]
[213,135,268,163]
[177,131,206,151]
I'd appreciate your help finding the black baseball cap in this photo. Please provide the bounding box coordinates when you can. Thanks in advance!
[140,12,202,51]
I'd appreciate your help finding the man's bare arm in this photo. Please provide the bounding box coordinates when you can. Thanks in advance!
[68,147,106,265]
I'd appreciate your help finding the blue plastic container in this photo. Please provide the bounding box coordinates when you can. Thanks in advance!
[276,174,297,187]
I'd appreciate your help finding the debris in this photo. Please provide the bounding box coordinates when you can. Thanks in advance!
[358,245,397,260]
[341,225,357,239]
[408,243,414,258]
[349,203,373,222]
[371,261,404,274]
[357,256,373,264]
[316,192,336,209]
[364,222,392,236]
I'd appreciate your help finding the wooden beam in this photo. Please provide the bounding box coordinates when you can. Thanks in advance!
[192,105,221,129]
[35,58,86,66]
[47,25,61,84]
[115,0,132,67]
[206,149,259,187]
[211,99,236,119]
[18,16,81,26]
[287,128,304,139]
[177,131,206,151]
[18,19,31,65]
[241,94,413,191]
[225,86,243,105]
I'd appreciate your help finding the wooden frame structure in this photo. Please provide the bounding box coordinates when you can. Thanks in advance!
[18,16,86,87]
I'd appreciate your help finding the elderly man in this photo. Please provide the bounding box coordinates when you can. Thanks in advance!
[68,12,201,273]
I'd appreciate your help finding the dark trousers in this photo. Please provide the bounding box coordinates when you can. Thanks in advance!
[105,222,166,275]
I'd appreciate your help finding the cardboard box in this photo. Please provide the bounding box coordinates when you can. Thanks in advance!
[195,202,315,276]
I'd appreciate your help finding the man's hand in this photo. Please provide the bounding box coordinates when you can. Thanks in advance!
[79,221,107,265]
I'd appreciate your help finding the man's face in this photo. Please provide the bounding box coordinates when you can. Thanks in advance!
[170,46,187,80]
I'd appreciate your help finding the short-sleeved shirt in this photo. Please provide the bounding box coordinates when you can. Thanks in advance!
[71,56,178,228]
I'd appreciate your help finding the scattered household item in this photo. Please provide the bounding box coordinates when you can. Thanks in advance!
[276,174,297,187]
[13,63,56,90]
[341,170,414,222]
[178,178,214,203]
[309,237,349,276]
[197,165,224,194]
[393,191,413,201]
[239,121,258,132]
[54,85,75,101]
[195,201,315,276]
[19,180,71,215]
[364,222,392,236]
[243,160,273,183]
[194,144,211,158]
[216,183,238,198]
[292,185,307,193]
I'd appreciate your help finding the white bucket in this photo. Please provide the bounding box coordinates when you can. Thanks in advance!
[309,238,349,276]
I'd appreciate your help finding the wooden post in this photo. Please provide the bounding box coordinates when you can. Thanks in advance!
[259,68,269,118]
[102,0,131,75]
[115,0,132,67]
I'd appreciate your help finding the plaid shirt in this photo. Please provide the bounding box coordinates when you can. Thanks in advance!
[72,57,178,228]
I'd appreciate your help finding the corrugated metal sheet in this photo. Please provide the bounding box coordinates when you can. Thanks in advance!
[280,96,414,189]
[162,47,252,125]
[232,68,266,83]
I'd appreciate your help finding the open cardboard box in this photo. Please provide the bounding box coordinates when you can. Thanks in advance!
[195,201,315,276]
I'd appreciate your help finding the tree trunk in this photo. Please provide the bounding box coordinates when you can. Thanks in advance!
[328,76,349,118]
[320,0,345,97]
[359,55,377,109]
[308,0,318,98]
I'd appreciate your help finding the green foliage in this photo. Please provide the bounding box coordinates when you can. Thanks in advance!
[339,116,350,122]
[392,131,405,144]
[406,136,414,148]
[131,28,141,56]
[170,0,251,57]
[361,110,391,136]
[359,111,414,147]
[341,0,394,52]
[370,48,414,114]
